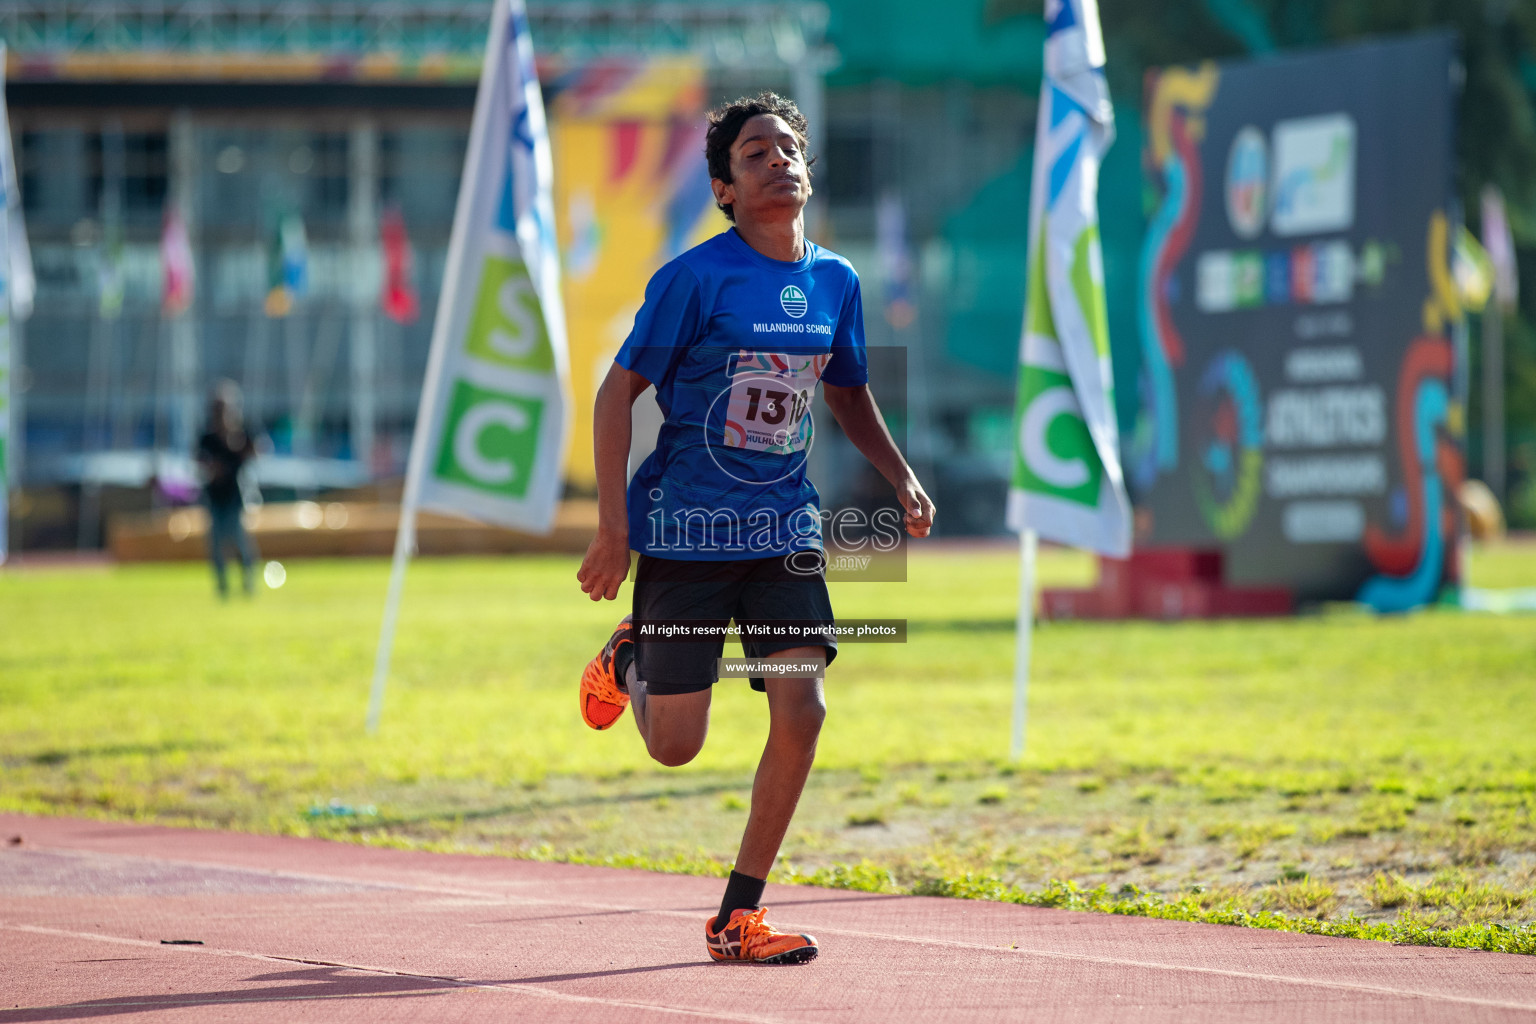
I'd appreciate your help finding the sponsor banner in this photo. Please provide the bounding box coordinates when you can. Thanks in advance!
[551,58,727,485]
[1132,34,1459,604]
[412,0,569,533]
[1007,0,1130,556]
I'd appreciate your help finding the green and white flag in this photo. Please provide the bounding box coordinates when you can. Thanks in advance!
[369,0,567,732]
[408,0,569,532]
[1007,0,1129,557]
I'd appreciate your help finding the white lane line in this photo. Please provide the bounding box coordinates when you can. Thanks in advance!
[2,994,449,1011]
[11,845,1536,1014]
[1,923,788,1024]
[795,923,1536,1014]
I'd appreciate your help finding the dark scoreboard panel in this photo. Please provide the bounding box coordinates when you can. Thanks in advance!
[1132,33,1461,607]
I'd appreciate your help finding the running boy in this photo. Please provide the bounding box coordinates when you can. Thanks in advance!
[575,92,935,964]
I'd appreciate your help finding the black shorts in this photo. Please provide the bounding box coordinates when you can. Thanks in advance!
[632,551,838,696]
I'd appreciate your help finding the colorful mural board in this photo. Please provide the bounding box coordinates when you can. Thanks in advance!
[1131,34,1462,606]
[551,58,727,486]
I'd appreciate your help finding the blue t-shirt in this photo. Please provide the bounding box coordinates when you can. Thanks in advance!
[615,228,869,560]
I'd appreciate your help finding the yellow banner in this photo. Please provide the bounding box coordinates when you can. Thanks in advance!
[553,58,727,486]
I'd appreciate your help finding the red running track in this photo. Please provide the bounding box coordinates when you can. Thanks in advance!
[2,814,1534,1023]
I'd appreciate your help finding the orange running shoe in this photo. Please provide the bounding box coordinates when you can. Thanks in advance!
[579,616,633,730]
[705,906,818,964]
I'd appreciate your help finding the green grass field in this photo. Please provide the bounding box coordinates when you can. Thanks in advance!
[3,543,1535,953]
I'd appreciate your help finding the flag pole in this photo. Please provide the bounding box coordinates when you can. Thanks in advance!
[1012,528,1038,760]
[366,259,448,733]
[367,0,511,734]
[1007,0,1123,759]
[366,483,420,734]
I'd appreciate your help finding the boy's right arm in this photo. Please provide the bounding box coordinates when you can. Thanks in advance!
[576,363,653,602]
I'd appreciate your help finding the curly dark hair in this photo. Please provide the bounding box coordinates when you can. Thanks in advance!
[704,91,815,222]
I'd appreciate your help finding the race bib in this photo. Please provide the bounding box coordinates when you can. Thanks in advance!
[721,352,830,454]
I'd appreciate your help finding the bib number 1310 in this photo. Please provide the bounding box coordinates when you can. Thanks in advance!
[721,351,829,454]
[742,386,809,427]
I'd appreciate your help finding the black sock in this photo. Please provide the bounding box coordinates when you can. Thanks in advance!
[717,870,766,929]
[614,640,635,694]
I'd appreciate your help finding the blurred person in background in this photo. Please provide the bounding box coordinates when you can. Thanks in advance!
[195,380,259,599]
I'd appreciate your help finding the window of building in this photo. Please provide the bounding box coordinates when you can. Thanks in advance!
[87,130,169,227]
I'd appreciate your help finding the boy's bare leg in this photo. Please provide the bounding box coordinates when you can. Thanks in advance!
[630,644,825,873]
[632,684,712,768]
[733,647,827,878]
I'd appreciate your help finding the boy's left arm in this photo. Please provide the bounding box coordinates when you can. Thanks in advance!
[821,383,935,538]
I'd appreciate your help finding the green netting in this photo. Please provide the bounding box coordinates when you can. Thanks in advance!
[826,0,1044,87]
[940,96,1144,436]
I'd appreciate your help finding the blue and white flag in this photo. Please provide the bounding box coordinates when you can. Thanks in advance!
[1006,0,1130,556]
[408,0,570,532]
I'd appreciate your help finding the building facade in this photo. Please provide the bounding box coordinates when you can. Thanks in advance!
[4,0,1050,546]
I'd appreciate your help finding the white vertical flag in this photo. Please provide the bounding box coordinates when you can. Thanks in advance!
[369,0,569,731]
[1008,0,1128,555]
[411,0,569,531]
[1008,0,1127,757]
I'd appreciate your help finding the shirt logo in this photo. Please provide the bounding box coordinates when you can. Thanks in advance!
[779,285,808,318]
